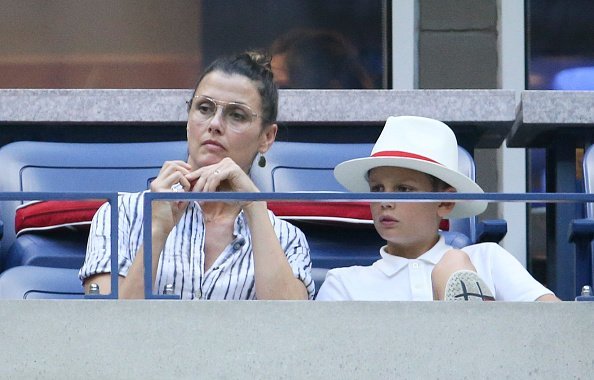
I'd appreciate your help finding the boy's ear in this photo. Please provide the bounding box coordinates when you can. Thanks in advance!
[437,187,456,218]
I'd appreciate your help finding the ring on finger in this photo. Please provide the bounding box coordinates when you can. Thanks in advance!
[171,183,183,192]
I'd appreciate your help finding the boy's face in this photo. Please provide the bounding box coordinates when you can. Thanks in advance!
[367,166,454,259]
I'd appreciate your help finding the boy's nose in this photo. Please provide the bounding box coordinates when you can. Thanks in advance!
[380,201,394,209]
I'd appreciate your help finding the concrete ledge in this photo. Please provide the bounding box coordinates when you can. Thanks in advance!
[0,89,516,148]
[0,89,516,124]
[0,300,591,378]
[0,89,191,123]
[508,90,594,147]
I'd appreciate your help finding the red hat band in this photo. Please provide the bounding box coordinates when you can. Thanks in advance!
[371,150,443,166]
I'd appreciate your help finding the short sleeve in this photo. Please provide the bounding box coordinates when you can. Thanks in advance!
[271,215,315,300]
[78,193,139,282]
[474,243,554,301]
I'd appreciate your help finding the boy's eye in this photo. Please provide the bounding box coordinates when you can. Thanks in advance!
[369,184,416,192]
[396,185,415,192]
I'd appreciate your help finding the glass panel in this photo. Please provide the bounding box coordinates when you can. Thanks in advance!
[526,0,594,90]
[201,0,388,89]
[525,0,594,284]
[0,0,202,88]
[0,0,388,89]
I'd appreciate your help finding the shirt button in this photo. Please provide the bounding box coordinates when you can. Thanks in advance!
[411,262,420,269]
[232,242,242,250]
[195,290,202,299]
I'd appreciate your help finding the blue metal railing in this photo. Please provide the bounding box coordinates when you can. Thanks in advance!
[2,191,594,299]
[142,191,594,299]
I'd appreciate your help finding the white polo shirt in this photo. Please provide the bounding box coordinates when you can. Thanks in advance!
[316,237,552,301]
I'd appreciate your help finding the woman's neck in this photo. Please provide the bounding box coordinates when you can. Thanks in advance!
[200,201,242,224]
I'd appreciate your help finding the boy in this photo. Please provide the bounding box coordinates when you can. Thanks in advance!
[316,116,559,301]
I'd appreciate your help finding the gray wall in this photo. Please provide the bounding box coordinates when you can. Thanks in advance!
[0,300,591,378]
[419,0,500,220]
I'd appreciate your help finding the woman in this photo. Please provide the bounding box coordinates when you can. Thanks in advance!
[79,52,314,299]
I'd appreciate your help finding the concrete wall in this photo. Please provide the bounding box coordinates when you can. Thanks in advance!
[418,0,501,222]
[0,300,591,378]
[418,0,498,89]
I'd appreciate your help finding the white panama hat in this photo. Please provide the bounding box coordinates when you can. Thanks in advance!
[334,115,487,219]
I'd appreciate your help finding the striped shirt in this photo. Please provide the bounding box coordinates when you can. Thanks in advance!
[79,191,315,299]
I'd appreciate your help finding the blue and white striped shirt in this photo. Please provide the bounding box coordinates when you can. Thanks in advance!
[79,192,315,299]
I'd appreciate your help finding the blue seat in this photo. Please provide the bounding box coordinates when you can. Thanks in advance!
[0,140,188,271]
[5,229,89,270]
[0,140,505,297]
[251,141,382,272]
[569,144,594,301]
[0,266,83,299]
[250,141,505,292]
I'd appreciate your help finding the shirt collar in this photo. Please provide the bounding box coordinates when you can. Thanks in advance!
[193,201,247,237]
[421,236,449,265]
[374,236,449,277]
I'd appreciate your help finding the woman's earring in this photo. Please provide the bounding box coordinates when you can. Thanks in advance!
[258,153,266,168]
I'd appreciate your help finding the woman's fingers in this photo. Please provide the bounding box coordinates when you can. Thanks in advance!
[148,161,194,230]
[151,161,192,192]
[186,157,258,193]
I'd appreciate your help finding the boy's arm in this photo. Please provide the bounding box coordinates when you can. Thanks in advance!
[536,293,561,301]
[484,243,558,301]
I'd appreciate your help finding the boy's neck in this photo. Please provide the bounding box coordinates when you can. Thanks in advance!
[385,235,440,259]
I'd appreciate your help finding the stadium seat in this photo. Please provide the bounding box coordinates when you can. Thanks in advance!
[0,140,505,298]
[0,266,83,299]
[568,144,594,301]
[250,141,383,272]
[0,140,188,271]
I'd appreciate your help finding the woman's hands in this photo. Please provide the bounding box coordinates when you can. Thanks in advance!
[150,160,193,232]
[150,157,260,233]
[187,157,259,194]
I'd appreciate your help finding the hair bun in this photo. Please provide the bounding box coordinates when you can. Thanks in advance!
[245,50,273,73]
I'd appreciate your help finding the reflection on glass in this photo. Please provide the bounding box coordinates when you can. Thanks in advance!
[0,0,387,90]
[525,0,594,284]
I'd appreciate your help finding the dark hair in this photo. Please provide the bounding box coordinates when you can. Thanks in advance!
[270,28,373,89]
[427,174,453,192]
[365,168,453,192]
[191,51,278,125]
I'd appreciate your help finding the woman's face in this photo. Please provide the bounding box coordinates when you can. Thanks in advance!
[186,71,276,172]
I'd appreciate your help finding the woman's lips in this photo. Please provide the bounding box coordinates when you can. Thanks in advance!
[202,140,224,150]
